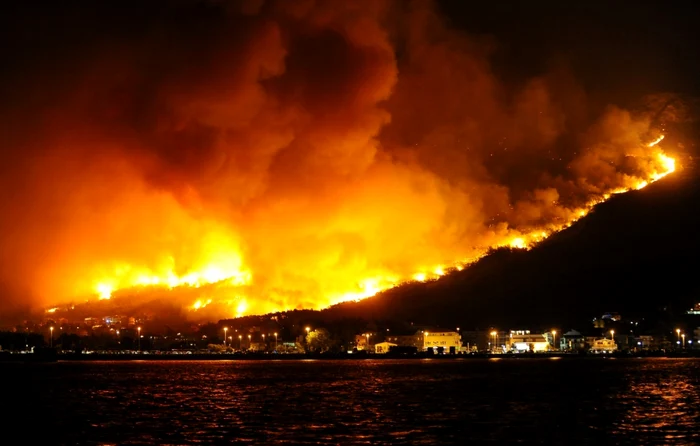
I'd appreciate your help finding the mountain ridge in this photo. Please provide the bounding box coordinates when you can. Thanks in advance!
[318,155,699,329]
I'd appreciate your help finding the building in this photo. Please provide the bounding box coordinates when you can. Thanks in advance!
[509,331,550,352]
[634,335,655,350]
[385,334,423,349]
[423,331,461,353]
[374,342,397,354]
[561,330,585,351]
[355,333,377,351]
[589,338,617,353]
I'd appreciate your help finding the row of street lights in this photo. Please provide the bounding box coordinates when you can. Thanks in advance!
[222,327,282,350]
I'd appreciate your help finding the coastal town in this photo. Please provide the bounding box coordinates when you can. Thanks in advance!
[2,304,700,358]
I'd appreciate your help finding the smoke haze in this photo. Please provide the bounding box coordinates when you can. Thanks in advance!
[0,0,682,319]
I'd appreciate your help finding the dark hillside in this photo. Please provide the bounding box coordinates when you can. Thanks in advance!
[324,148,700,329]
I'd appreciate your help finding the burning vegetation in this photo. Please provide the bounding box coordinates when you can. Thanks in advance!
[0,1,682,321]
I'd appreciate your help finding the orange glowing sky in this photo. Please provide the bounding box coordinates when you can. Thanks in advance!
[0,1,682,321]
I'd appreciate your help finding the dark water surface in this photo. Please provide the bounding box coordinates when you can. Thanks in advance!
[4,358,700,445]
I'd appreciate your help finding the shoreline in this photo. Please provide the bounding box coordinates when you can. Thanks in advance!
[3,350,700,362]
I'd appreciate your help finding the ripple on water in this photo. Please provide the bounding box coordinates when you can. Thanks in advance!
[4,358,700,444]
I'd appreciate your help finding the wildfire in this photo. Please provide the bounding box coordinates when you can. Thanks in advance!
[509,238,527,249]
[87,228,253,303]
[192,299,212,310]
[62,135,676,319]
[5,1,685,325]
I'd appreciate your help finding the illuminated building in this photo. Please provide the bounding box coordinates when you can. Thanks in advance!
[423,331,461,353]
[589,338,617,353]
[509,330,550,353]
[686,303,700,315]
[355,333,376,351]
[374,342,397,354]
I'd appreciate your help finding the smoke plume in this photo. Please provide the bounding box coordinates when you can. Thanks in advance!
[0,0,674,320]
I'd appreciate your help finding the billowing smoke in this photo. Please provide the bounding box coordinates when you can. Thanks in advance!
[0,0,673,320]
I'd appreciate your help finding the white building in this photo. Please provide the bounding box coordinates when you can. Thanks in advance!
[423,331,461,352]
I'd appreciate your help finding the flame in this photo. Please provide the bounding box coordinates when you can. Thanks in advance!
[96,283,114,300]
[648,135,665,147]
[235,299,247,317]
[86,228,252,302]
[192,298,212,311]
[70,137,676,319]
[4,2,683,324]
[509,237,527,249]
[413,273,427,283]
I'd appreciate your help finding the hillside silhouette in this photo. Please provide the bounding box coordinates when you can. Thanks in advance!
[322,136,700,330]
[29,126,699,334]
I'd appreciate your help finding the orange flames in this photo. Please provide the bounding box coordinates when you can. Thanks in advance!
[80,134,675,319]
[0,1,683,321]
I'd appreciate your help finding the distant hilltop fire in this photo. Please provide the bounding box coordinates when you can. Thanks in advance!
[0,1,683,322]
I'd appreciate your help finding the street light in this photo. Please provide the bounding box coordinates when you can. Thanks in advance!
[676,328,681,345]
[682,333,686,348]
[552,330,557,350]
[262,334,266,351]
[238,334,242,350]
[610,329,614,341]
[247,334,251,349]
[49,326,54,348]
[490,330,497,352]
[137,326,142,351]
[223,327,228,347]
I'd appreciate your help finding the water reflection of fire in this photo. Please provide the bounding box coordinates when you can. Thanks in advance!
[612,360,700,442]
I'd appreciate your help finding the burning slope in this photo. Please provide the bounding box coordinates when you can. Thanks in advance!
[0,1,681,321]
